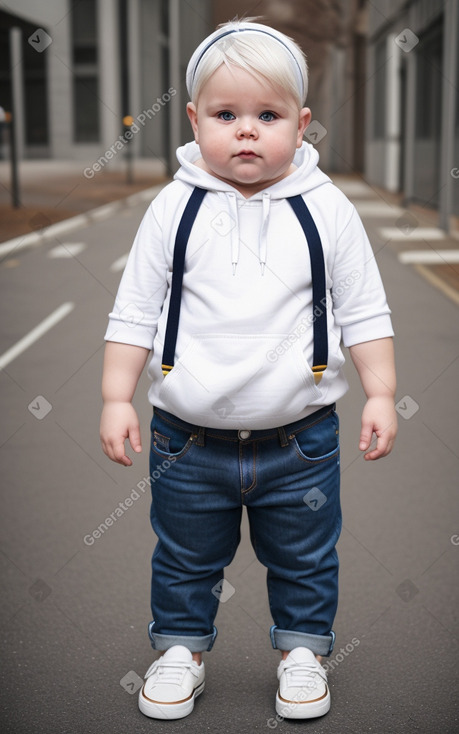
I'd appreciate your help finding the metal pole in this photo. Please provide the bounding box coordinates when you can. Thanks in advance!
[168,0,181,173]
[402,50,416,206]
[9,27,23,207]
[385,35,401,192]
[7,111,20,207]
[128,0,141,158]
[439,0,458,231]
[123,116,134,184]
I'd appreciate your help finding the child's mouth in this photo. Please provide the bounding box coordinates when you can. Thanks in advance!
[237,151,258,159]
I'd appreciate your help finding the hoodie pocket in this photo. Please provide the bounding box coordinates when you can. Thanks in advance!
[158,333,322,428]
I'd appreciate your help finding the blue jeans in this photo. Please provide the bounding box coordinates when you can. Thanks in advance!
[148,404,341,657]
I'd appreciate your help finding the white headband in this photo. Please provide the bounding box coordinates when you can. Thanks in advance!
[186,22,306,102]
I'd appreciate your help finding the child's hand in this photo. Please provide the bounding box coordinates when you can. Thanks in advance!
[100,401,142,466]
[359,396,397,461]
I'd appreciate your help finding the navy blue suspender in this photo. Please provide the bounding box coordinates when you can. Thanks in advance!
[161,187,328,385]
[161,186,207,375]
[287,195,328,384]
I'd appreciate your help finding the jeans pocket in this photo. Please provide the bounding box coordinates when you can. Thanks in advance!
[291,410,340,463]
[150,411,194,459]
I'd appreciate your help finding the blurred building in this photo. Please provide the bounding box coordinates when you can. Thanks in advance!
[365,0,458,230]
[0,0,369,175]
[0,0,211,172]
[1,0,457,230]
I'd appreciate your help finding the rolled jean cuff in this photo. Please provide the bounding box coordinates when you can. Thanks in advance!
[148,622,218,652]
[270,625,336,657]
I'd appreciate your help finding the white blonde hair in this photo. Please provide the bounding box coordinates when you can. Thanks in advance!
[186,20,308,108]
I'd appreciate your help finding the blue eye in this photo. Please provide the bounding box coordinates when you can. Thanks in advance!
[259,111,276,122]
[218,111,235,121]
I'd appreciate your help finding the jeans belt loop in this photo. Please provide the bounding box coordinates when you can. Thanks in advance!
[194,425,206,447]
[277,425,289,448]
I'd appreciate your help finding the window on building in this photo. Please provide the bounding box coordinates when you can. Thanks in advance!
[0,9,49,147]
[71,0,100,142]
[413,19,443,205]
[415,22,442,141]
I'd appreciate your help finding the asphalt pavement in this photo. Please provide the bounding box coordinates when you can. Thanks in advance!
[1,174,458,733]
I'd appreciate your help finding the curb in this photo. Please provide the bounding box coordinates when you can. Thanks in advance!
[413,264,459,307]
[0,183,166,259]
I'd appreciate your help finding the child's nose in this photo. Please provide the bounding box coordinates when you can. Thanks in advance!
[236,120,258,138]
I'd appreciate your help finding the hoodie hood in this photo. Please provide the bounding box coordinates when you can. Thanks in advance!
[174,141,331,274]
[175,140,330,197]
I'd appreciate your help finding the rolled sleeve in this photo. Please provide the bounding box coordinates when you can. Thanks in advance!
[341,314,394,347]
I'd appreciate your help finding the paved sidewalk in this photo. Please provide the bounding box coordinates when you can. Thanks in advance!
[332,175,459,304]
[0,159,168,243]
[0,162,458,733]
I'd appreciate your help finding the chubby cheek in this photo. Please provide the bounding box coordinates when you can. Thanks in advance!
[269,137,297,166]
[200,133,229,165]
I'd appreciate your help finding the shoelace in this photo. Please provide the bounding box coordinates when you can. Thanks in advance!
[282,661,327,691]
[150,661,196,686]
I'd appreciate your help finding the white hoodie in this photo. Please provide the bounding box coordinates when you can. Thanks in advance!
[105,141,393,429]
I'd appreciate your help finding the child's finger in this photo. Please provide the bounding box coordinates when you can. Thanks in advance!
[364,444,383,460]
[359,422,374,451]
[128,424,142,453]
[364,432,394,461]
[112,438,133,466]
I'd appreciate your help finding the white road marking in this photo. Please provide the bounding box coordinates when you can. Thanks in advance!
[110,254,129,272]
[48,243,86,258]
[0,184,164,258]
[398,250,459,264]
[0,302,75,370]
[42,215,88,239]
[354,201,404,217]
[334,181,374,197]
[0,231,43,258]
[379,227,446,241]
[89,202,120,221]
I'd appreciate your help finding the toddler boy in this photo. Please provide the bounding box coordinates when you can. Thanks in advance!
[100,19,397,721]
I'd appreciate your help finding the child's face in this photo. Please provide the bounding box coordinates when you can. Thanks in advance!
[187,64,311,197]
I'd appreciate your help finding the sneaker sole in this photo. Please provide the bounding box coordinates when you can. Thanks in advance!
[138,681,205,720]
[275,686,330,719]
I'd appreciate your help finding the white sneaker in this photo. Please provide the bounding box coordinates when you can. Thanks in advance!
[138,645,205,720]
[275,647,330,719]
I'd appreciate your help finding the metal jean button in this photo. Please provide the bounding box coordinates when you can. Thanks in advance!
[238,429,251,440]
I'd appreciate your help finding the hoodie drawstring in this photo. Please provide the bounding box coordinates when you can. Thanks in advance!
[226,192,239,275]
[259,192,271,275]
[226,192,271,275]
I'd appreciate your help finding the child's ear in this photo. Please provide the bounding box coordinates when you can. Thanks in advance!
[186,102,199,143]
[297,107,312,147]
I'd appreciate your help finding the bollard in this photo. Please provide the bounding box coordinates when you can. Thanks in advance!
[5,111,20,208]
[122,115,135,185]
